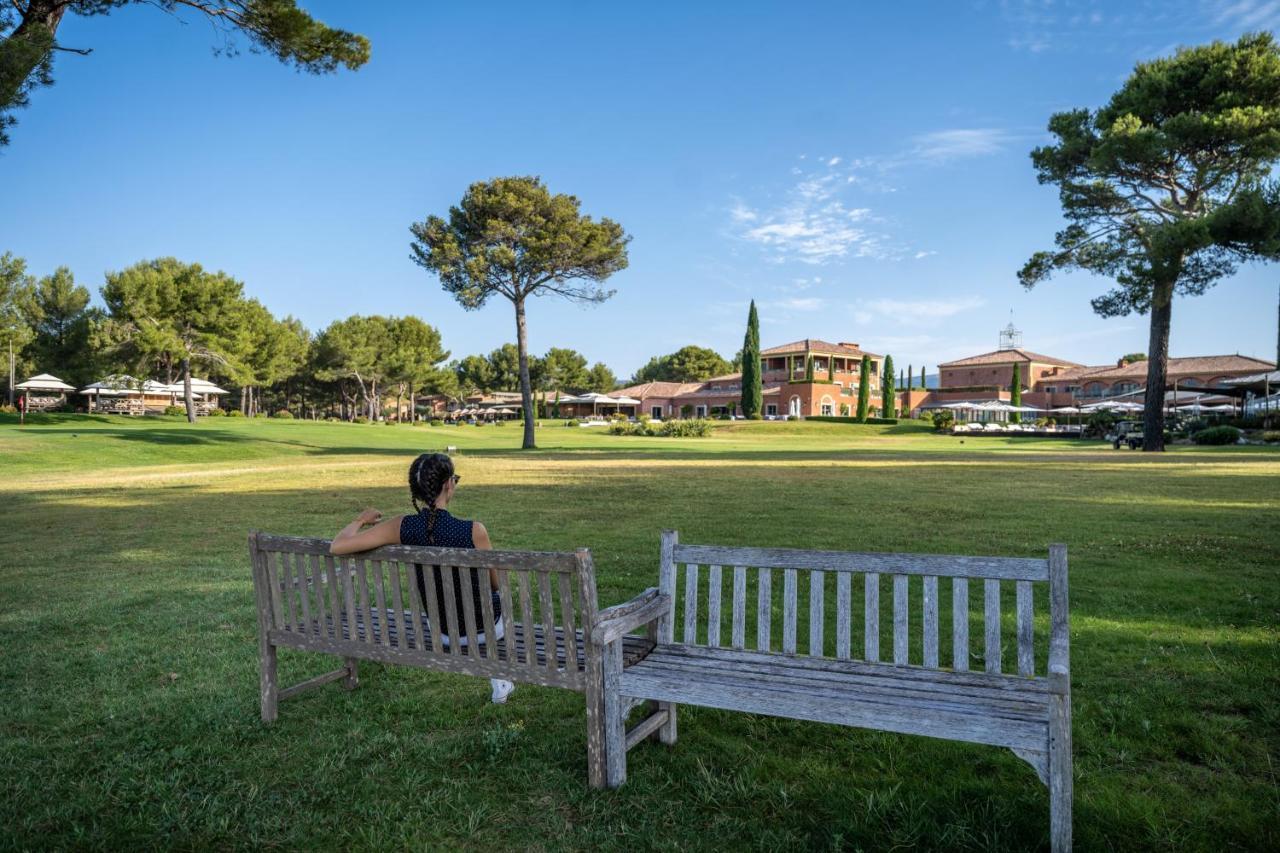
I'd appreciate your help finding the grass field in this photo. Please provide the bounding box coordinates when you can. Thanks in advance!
[2,414,1277,850]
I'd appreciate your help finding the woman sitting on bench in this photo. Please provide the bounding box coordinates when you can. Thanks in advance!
[329,452,515,704]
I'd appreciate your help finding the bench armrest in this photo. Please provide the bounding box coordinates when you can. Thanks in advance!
[591,588,671,646]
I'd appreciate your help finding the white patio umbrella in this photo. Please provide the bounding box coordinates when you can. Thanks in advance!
[15,373,75,392]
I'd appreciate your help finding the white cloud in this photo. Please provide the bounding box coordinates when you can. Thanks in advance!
[909,128,1015,162]
[827,156,842,166]
[1211,0,1280,29]
[913,250,937,260]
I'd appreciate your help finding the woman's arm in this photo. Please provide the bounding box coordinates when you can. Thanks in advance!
[473,522,501,589]
[329,508,404,555]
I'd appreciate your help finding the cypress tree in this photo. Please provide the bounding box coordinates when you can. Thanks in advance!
[881,354,895,418]
[740,300,762,418]
[907,364,913,390]
[856,355,871,422]
[804,353,814,381]
[1010,361,1022,424]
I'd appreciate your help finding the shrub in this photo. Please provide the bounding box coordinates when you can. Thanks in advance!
[324,416,340,422]
[610,412,629,422]
[1084,410,1117,438]
[272,410,294,419]
[806,416,899,425]
[931,410,955,431]
[839,403,850,417]
[1262,431,1280,443]
[353,415,369,424]
[659,418,710,437]
[430,419,444,427]
[206,407,227,417]
[566,419,580,427]
[163,405,186,416]
[607,420,634,435]
[0,404,16,414]
[1192,425,1241,445]
[228,409,245,418]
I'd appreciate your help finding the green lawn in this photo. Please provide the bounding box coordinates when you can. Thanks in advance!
[1,415,1277,850]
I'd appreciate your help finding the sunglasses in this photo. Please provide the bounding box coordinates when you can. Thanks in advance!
[450,474,461,485]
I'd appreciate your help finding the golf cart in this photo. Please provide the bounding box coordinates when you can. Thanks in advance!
[1106,420,1143,449]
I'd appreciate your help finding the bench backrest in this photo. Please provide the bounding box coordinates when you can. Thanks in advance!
[658,530,1068,681]
[249,533,600,690]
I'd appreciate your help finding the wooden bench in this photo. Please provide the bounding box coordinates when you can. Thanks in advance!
[248,533,652,787]
[594,531,1073,851]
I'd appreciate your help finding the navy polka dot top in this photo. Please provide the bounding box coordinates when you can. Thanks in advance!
[400,508,502,637]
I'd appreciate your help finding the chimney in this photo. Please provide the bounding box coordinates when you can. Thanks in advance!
[1117,357,1128,367]
[839,342,860,349]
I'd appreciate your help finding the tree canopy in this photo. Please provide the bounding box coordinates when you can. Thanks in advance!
[410,176,630,448]
[0,1,369,147]
[634,345,732,383]
[1020,33,1280,449]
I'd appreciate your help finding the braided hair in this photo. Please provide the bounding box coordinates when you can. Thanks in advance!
[408,452,455,545]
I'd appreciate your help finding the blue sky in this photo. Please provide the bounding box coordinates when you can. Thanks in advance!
[1,0,1276,378]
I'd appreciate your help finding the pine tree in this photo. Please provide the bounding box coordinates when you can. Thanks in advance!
[740,300,762,418]
[1010,362,1022,424]
[856,355,871,422]
[881,354,895,418]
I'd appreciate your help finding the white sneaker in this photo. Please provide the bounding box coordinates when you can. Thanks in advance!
[490,678,515,704]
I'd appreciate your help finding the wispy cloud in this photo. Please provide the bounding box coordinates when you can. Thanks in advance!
[908,129,1016,163]
[1208,0,1280,29]
[731,166,892,265]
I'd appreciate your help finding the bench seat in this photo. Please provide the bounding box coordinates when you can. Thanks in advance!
[620,644,1050,751]
[272,608,654,672]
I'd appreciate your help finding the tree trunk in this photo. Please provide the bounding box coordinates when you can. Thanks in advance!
[514,296,536,449]
[1142,281,1174,452]
[182,358,196,423]
[408,382,415,422]
[0,2,65,110]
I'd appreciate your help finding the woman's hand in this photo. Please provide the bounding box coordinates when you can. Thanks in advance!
[355,508,382,527]
[330,510,402,555]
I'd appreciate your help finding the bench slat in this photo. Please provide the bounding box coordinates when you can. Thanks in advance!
[731,566,746,650]
[296,552,313,636]
[985,579,1001,674]
[1017,580,1034,677]
[356,559,374,644]
[707,565,722,648]
[439,564,460,655]
[634,653,1048,718]
[341,558,359,643]
[310,555,329,640]
[558,573,577,670]
[498,570,516,662]
[836,572,851,659]
[421,563,443,654]
[372,561,388,645]
[538,572,558,670]
[683,564,699,645]
[461,566,482,654]
[389,560,407,650]
[673,543,1048,581]
[648,644,1049,696]
[757,568,771,652]
[923,575,939,669]
[809,570,825,656]
[782,569,797,655]
[619,667,1047,751]
[325,556,342,643]
[893,574,909,665]
[953,577,969,671]
[518,572,536,666]
[865,573,880,663]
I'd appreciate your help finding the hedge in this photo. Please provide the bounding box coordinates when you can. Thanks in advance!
[805,416,899,425]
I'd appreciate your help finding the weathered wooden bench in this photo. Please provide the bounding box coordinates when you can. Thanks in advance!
[593,531,1073,851]
[248,533,652,787]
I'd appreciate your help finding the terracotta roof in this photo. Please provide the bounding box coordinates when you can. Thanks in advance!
[613,381,704,398]
[1049,354,1275,384]
[674,386,782,400]
[760,339,882,359]
[938,348,1082,369]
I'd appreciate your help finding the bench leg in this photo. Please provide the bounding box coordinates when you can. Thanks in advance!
[343,657,359,690]
[601,642,627,788]
[260,643,278,723]
[1049,692,1072,852]
[585,653,607,789]
[657,701,678,745]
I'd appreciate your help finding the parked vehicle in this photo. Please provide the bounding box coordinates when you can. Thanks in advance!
[1105,420,1143,449]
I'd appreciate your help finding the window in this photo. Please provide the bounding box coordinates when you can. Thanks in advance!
[1113,381,1139,395]
[1179,377,1203,388]
[651,406,662,419]
[1084,382,1107,397]
[766,404,778,416]
[821,403,834,416]
[696,405,707,417]
[1065,385,1080,393]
